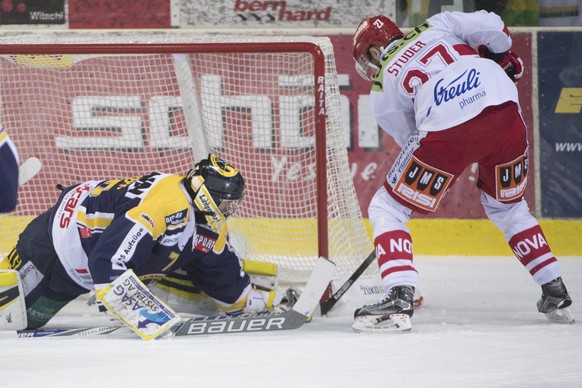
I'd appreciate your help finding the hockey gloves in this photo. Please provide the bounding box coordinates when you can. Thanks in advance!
[244,284,301,314]
[478,45,524,83]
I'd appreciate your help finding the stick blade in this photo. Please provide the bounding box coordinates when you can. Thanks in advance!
[292,257,336,317]
[18,157,42,186]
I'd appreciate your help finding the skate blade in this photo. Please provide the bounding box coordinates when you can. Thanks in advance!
[352,314,412,333]
[413,294,424,309]
[544,307,575,324]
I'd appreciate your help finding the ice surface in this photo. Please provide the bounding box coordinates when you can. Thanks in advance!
[2,256,581,388]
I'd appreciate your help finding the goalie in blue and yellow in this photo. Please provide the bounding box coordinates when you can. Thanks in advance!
[0,154,295,340]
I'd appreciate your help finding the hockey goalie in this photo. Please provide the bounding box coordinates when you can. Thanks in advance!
[0,154,298,340]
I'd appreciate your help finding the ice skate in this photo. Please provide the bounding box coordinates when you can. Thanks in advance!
[537,277,575,324]
[352,285,414,333]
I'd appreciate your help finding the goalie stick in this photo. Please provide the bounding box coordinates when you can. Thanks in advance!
[18,157,42,186]
[319,251,376,316]
[16,326,122,338]
[16,257,336,338]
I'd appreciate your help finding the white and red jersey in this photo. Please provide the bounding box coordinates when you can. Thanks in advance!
[370,11,519,147]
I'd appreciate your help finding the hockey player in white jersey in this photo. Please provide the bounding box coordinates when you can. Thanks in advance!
[351,11,574,332]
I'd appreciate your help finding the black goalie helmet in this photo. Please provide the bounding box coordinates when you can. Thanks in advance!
[185,154,245,232]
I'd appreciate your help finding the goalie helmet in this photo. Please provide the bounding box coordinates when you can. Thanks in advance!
[352,15,404,81]
[185,154,244,233]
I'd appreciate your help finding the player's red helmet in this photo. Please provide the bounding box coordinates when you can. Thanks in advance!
[353,15,404,81]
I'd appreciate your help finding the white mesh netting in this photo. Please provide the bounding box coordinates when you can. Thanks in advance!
[0,32,373,283]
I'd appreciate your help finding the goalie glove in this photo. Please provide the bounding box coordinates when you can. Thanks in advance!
[274,288,301,313]
[244,284,301,314]
[478,45,524,83]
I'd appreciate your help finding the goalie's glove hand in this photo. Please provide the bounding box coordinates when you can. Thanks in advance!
[274,288,301,313]
[478,46,524,83]
[244,284,301,314]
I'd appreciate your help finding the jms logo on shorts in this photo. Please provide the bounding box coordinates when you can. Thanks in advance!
[496,154,528,201]
[393,156,452,212]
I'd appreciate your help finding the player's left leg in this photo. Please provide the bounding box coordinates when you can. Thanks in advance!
[480,193,574,323]
[477,102,574,324]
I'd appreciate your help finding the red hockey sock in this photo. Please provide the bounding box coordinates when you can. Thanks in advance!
[374,230,417,286]
[508,225,557,281]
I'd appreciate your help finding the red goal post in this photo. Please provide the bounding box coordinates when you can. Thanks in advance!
[0,32,373,284]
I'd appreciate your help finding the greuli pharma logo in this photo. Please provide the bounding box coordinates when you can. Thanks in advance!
[428,68,484,116]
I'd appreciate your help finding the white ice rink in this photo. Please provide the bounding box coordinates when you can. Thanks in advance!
[3,255,581,388]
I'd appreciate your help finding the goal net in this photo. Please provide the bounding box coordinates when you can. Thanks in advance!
[0,32,373,284]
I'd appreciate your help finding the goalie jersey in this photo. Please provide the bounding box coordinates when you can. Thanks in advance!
[49,172,197,290]
[371,10,519,147]
[164,225,252,315]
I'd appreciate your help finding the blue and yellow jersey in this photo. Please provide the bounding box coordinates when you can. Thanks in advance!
[50,172,195,290]
[154,224,252,315]
[0,128,19,212]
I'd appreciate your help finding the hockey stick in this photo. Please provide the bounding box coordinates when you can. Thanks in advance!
[15,310,309,338]
[174,257,335,336]
[16,326,122,338]
[319,251,376,316]
[16,258,336,338]
[18,157,42,186]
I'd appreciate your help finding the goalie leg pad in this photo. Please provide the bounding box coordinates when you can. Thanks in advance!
[0,270,27,330]
[243,259,278,290]
[96,269,182,340]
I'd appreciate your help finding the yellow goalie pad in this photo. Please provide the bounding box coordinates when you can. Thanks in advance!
[150,259,279,316]
[0,269,27,330]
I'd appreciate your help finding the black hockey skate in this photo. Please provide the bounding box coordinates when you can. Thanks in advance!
[537,277,575,324]
[352,286,415,333]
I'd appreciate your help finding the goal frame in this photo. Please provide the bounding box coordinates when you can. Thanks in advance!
[0,41,330,260]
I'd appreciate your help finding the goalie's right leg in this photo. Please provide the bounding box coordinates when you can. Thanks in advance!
[0,269,27,330]
[1,210,88,330]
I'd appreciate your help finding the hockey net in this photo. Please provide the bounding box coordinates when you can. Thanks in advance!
[0,32,373,284]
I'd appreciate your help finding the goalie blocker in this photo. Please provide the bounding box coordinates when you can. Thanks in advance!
[96,269,181,340]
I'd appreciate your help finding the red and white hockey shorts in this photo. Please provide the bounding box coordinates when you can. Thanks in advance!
[386,101,528,214]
